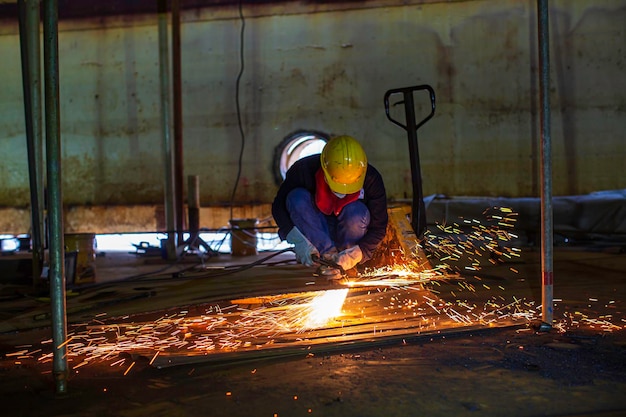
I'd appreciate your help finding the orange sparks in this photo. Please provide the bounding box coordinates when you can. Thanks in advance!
[123,361,135,376]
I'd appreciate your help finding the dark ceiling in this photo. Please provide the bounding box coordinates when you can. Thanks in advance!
[0,0,365,21]
[1,1,217,20]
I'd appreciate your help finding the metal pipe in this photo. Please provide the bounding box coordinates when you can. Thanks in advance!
[43,0,68,394]
[18,0,45,285]
[158,0,177,260]
[188,175,200,210]
[187,175,200,249]
[172,0,184,247]
[538,0,553,330]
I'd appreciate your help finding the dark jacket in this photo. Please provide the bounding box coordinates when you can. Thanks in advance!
[272,155,388,260]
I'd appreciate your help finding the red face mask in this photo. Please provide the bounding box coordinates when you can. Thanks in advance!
[314,168,361,216]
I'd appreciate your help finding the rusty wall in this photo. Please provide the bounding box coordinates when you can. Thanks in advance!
[0,0,624,233]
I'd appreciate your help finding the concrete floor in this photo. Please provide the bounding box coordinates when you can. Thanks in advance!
[1,241,625,417]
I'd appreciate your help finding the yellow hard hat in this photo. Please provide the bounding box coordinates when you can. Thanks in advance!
[320,135,368,194]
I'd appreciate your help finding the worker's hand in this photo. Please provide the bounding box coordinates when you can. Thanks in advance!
[333,246,363,271]
[286,227,319,267]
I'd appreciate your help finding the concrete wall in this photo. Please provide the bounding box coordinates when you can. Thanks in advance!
[0,0,624,233]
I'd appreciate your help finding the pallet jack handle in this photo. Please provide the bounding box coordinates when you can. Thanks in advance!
[384,84,436,238]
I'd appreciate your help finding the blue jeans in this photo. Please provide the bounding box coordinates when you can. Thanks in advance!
[286,188,370,255]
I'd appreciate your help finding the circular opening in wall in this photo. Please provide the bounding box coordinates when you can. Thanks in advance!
[273,130,329,184]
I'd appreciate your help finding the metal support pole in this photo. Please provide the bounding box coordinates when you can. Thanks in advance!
[18,0,45,285]
[187,175,200,249]
[158,0,177,260]
[182,175,216,256]
[172,0,185,247]
[538,0,553,330]
[43,0,68,394]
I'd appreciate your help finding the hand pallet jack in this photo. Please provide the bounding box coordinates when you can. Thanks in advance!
[384,85,436,239]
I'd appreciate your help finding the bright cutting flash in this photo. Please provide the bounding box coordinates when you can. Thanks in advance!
[350,263,444,288]
[304,289,348,328]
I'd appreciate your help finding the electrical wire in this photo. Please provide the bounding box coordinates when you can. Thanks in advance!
[123,248,295,283]
[183,247,294,279]
[229,0,246,221]
[65,248,296,293]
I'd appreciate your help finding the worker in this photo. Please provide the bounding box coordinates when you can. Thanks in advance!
[272,135,388,277]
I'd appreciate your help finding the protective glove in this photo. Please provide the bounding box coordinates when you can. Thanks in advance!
[333,246,363,271]
[286,227,319,267]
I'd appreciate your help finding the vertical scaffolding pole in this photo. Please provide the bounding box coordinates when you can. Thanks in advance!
[43,0,68,394]
[158,0,177,260]
[18,0,45,285]
[538,0,553,330]
[172,0,185,247]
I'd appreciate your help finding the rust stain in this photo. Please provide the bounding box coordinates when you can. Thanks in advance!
[290,68,307,85]
[435,43,455,102]
[317,63,349,98]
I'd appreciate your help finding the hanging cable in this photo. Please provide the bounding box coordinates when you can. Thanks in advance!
[229,0,246,220]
